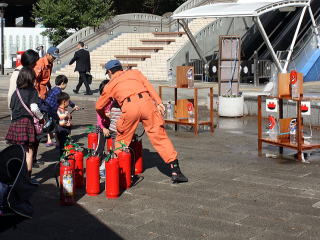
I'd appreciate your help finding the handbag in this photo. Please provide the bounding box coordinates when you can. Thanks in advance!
[86,72,93,85]
[16,89,44,135]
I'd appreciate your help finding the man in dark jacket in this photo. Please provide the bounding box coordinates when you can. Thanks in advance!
[69,42,92,95]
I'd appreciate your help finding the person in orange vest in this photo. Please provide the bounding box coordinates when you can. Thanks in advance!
[34,46,60,99]
[96,60,188,183]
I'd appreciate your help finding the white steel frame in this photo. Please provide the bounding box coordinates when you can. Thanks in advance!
[173,0,319,73]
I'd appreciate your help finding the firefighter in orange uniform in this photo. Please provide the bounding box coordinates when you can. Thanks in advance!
[34,47,59,99]
[96,60,188,183]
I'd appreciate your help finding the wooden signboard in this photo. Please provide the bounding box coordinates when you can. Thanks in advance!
[176,66,194,88]
[278,73,303,98]
[278,118,293,140]
[175,99,194,120]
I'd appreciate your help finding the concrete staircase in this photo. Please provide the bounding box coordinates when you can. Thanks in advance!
[56,18,214,81]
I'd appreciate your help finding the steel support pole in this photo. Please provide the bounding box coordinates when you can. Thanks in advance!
[0,12,3,75]
[242,17,249,30]
[254,16,284,73]
[178,19,208,65]
[283,6,307,72]
[308,5,320,48]
[253,51,258,87]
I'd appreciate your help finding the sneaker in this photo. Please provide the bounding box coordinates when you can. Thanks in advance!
[45,142,55,147]
[84,91,93,95]
[170,160,188,184]
[36,159,45,165]
[100,170,105,179]
[73,89,79,94]
[30,178,40,185]
[32,162,40,168]
[171,172,188,183]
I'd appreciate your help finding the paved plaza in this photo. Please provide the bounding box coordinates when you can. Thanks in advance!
[1,76,320,239]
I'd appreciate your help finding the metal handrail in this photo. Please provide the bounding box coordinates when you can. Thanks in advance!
[57,13,165,53]
[55,13,170,72]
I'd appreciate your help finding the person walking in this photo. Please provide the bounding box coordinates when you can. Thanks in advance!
[34,46,60,99]
[96,60,188,183]
[69,42,92,95]
[37,46,45,58]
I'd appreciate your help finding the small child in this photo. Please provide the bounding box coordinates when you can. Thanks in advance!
[96,80,121,178]
[96,80,111,158]
[108,100,121,145]
[56,92,72,156]
[45,75,79,147]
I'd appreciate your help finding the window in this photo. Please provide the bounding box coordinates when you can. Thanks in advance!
[35,36,39,48]
[29,35,33,49]
[16,36,20,50]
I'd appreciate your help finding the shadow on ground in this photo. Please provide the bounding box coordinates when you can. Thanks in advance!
[142,149,171,177]
[0,185,124,240]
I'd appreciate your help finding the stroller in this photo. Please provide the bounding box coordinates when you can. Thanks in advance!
[0,145,38,218]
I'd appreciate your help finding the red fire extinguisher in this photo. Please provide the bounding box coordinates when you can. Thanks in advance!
[87,126,98,150]
[65,144,76,156]
[86,154,100,196]
[88,133,98,150]
[118,146,132,190]
[74,150,84,188]
[106,152,120,199]
[130,135,143,175]
[60,158,75,206]
[106,137,113,152]
[135,139,143,175]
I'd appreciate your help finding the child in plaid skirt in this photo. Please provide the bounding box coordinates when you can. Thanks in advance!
[6,67,43,176]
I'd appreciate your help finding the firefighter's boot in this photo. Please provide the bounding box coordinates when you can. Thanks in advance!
[170,160,188,183]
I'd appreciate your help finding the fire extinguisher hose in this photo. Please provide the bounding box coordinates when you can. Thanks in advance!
[85,125,96,133]
[137,130,145,139]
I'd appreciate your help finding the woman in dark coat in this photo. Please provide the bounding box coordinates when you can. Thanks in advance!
[6,68,43,176]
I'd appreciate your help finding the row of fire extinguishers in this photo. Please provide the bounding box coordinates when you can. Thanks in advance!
[58,127,144,206]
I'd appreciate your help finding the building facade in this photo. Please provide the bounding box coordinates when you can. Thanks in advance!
[0,1,51,68]
[3,27,50,68]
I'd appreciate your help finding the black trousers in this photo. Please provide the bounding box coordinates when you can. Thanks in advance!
[75,72,91,93]
[56,126,71,156]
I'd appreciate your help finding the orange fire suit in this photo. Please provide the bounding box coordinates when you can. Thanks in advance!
[96,70,177,163]
[34,56,53,99]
